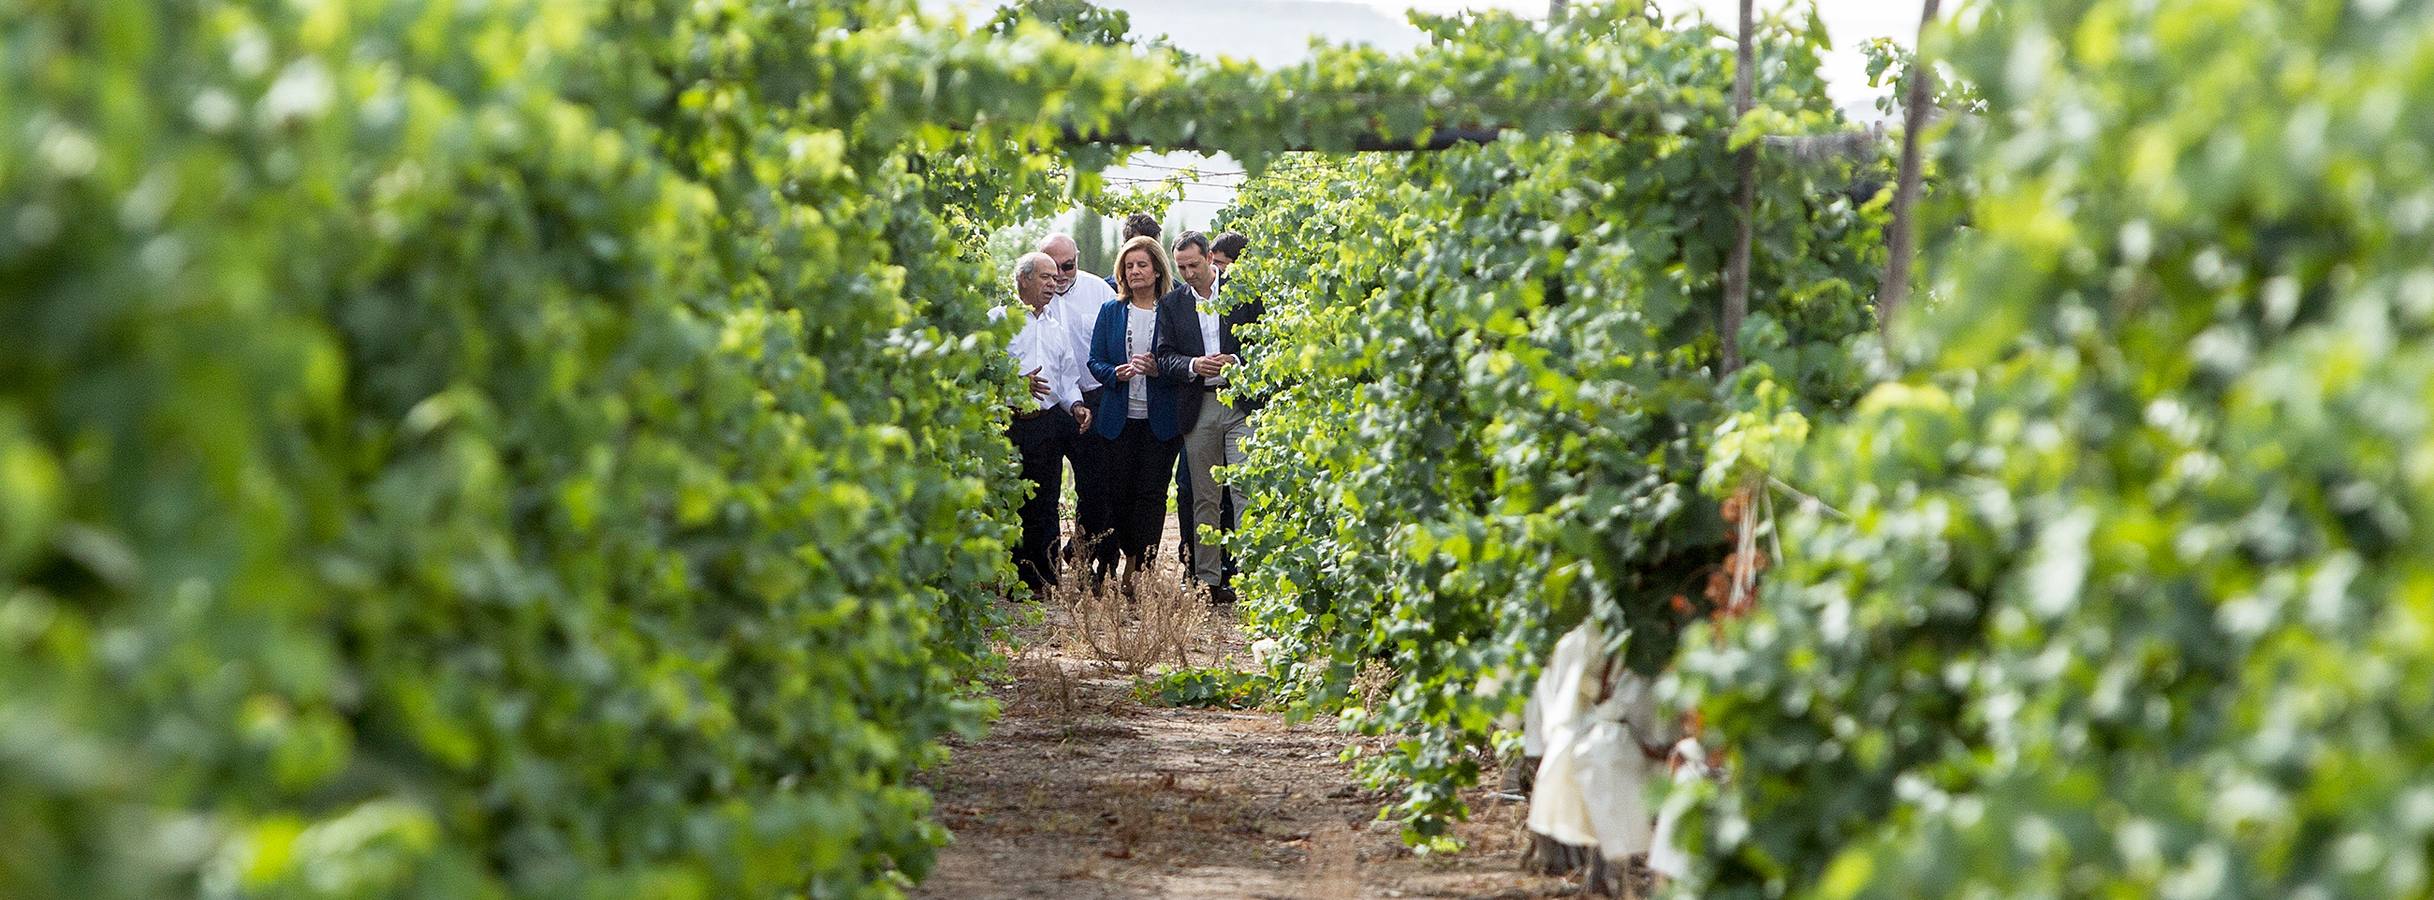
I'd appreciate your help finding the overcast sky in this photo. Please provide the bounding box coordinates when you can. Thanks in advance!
[923,0,1920,232]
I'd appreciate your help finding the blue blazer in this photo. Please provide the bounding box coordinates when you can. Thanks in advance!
[1086,297,1187,441]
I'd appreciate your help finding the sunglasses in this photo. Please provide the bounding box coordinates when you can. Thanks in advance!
[1056,260,1077,273]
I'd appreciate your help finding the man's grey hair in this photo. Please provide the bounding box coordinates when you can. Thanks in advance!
[1036,233,1077,254]
[1011,251,1054,284]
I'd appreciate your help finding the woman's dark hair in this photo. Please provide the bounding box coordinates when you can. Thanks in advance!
[1123,213,1161,241]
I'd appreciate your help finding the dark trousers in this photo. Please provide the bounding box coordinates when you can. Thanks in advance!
[1008,407,1072,593]
[1068,388,1111,564]
[1101,417,1182,573]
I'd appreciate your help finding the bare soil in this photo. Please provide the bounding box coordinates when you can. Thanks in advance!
[916,517,1582,900]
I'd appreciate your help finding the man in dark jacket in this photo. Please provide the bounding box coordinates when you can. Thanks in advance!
[1153,231,1261,603]
[1204,232,1258,577]
[1207,231,1261,415]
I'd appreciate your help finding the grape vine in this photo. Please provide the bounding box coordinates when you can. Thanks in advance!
[1212,6,1885,842]
[1671,1,2434,895]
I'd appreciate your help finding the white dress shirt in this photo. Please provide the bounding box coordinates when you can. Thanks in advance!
[1125,305,1157,419]
[995,302,1082,413]
[1049,271,1118,392]
[1189,281,1225,387]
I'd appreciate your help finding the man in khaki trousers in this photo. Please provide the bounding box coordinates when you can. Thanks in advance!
[1153,231,1260,604]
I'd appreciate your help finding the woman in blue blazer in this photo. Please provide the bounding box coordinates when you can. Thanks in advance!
[1083,235,1188,584]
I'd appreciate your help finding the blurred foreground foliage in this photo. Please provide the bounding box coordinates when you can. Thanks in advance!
[1672,0,2434,896]
[0,0,1038,895]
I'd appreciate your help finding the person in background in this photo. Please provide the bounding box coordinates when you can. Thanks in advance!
[1036,233,1120,567]
[1103,213,1162,293]
[1153,232,1255,604]
[1204,232,1258,579]
[998,252,1092,594]
[1083,236,1187,588]
[1209,231,1246,278]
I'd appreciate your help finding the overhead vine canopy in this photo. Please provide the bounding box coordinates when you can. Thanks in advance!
[690,1,1856,164]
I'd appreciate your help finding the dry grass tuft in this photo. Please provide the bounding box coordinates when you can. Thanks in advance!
[1007,645,1077,715]
[1047,541,1211,674]
[1351,659,1395,713]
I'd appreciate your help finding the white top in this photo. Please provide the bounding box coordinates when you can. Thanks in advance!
[995,303,1082,413]
[1124,304,1157,419]
[1049,271,1118,392]
[1190,280,1225,387]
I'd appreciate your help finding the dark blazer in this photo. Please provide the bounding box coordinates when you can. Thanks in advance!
[1221,287,1267,413]
[1085,297,1187,441]
[1153,282,1267,419]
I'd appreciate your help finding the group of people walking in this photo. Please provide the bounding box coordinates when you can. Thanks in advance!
[1001,215,1260,603]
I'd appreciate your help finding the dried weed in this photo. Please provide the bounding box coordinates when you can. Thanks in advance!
[1352,659,1395,713]
[1008,639,1078,715]
[1048,541,1211,674]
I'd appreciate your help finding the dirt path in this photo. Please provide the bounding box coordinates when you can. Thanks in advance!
[917,519,1579,899]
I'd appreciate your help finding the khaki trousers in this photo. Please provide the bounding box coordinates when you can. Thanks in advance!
[1183,395,1250,586]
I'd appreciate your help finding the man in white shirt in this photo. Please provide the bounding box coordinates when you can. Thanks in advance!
[1035,233,1120,566]
[1001,251,1092,593]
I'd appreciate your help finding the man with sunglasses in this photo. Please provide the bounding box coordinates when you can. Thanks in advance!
[1036,233,1122,567]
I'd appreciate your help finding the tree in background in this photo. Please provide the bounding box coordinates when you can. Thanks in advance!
[1074,208,1111,275]
[985,0,1133,44]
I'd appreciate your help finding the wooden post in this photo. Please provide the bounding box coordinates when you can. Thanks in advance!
[1878,0,1942,346]
[1721,0,1755,376]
